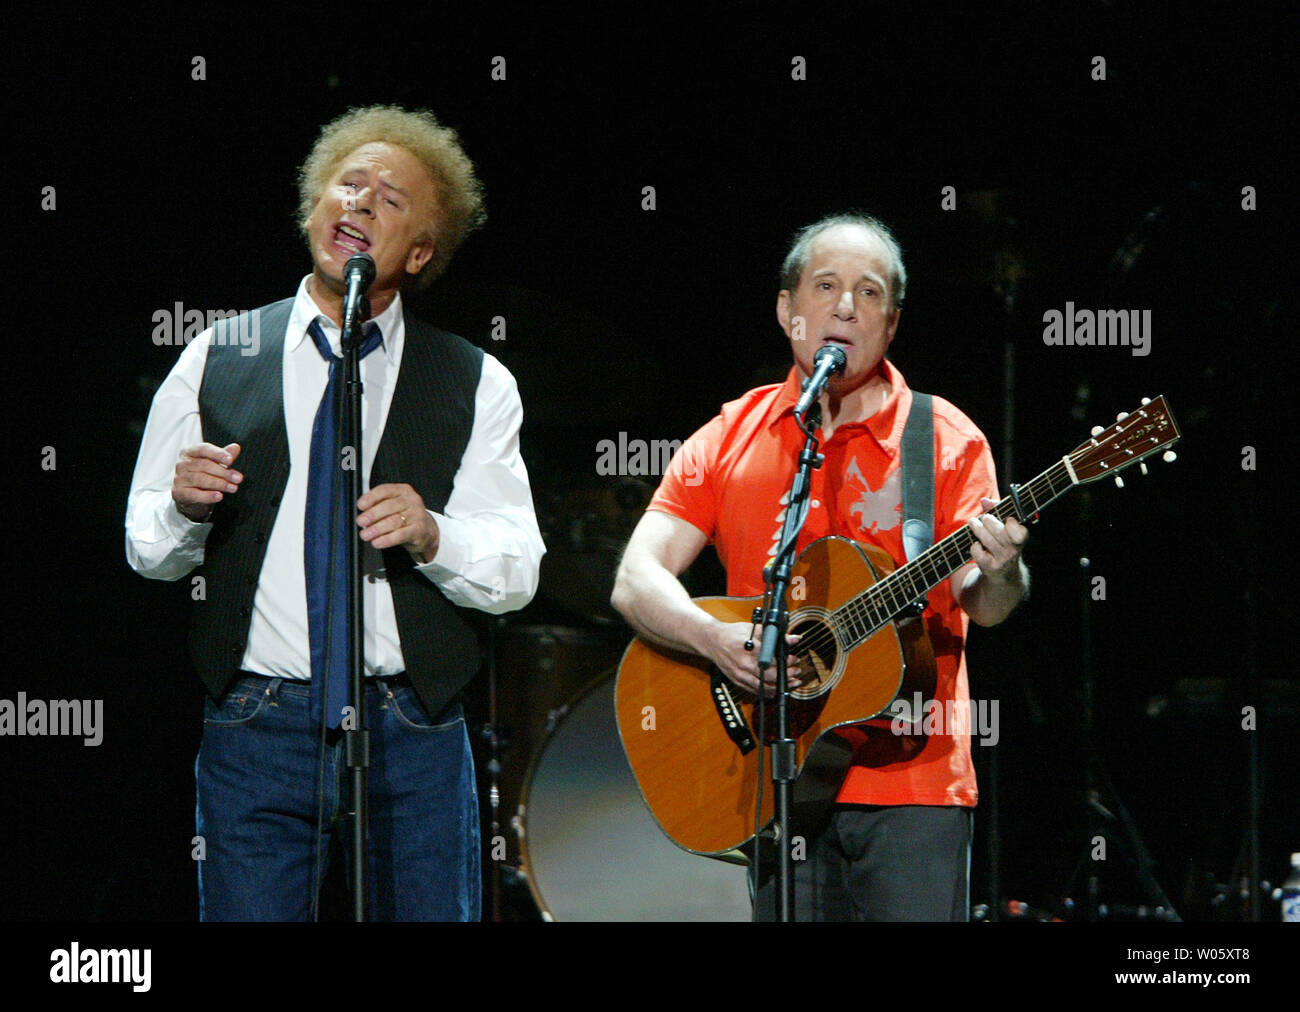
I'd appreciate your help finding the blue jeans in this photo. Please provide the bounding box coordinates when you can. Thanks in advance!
[196,674,480,921]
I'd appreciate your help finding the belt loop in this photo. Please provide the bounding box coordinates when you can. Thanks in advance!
[265,677,284,701]
[374,677,390,699]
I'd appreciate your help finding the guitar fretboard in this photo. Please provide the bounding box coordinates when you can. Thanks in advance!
[834,458,1075,647]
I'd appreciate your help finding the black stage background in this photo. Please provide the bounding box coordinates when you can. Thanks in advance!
[4,0,1296,967]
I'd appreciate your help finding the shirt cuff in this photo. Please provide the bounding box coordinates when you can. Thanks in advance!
[414,509,466,578]
[162,497,213,542]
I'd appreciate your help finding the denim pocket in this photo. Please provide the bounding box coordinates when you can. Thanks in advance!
[385,686,463,733]
[203,679,275,727]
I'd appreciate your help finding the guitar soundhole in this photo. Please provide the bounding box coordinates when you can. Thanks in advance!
[787,611,838,699]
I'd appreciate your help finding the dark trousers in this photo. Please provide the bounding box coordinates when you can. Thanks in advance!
[754,804,972,921]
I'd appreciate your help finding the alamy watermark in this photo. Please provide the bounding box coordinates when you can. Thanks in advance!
[596,431,701,485]
[888,692,999,747]
[50,942,150,991]
[0,693,103,746]
[152,303,261,356]
[1042,302,1151,357]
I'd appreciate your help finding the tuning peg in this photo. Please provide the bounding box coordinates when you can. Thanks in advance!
[1116,411,1129,421]
[1162,450,1177,463]
[1139,462,1148,475]
[1114,475,1124,488]
[1091,425,1104,437]
[1141,397,1151,405]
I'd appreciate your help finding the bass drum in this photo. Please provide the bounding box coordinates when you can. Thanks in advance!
[516,673,752,921]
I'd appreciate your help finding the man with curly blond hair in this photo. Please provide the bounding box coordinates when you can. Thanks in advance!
[127,106,544,921]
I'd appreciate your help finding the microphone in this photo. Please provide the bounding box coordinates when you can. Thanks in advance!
[793,344,847,422]
[342,253,376,347]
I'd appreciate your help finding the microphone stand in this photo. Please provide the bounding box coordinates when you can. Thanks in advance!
[757,401,823,922]
[341,292,370,922]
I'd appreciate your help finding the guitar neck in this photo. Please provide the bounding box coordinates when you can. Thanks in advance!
[836,457,1076,646]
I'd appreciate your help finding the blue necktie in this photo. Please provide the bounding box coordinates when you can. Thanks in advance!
[305,318,383,730]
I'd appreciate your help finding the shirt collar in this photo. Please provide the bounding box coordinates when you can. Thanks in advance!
[769,358,913,456]
[286,274,405,359]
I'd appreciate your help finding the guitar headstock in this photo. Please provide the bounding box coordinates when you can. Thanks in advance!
[1068,395,1181,486]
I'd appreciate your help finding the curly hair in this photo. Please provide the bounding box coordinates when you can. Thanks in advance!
[297,105,486,287]
[779,212,907,311]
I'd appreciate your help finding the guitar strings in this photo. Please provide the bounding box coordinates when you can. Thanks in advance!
[785,461,1072,663]
[781,418,1167,665]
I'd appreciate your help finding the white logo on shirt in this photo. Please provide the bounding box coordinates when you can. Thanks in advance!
[846,457,902,534]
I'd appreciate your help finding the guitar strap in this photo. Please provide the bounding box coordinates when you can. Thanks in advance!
[900,390,934,562]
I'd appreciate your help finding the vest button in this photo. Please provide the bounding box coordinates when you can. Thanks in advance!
[239,606,251,618]
[254,532,266,544]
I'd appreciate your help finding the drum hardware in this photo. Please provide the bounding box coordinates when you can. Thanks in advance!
[470,622,629,919]
[544,704,569,736]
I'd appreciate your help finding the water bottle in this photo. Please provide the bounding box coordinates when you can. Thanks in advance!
[1282,853,1300,922]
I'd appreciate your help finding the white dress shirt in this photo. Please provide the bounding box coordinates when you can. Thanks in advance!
[125,277,544,680]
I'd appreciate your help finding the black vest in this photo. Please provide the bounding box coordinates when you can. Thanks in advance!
[191,297,485,718]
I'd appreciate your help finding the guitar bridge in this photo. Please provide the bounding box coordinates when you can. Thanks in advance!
[710,671,756,755]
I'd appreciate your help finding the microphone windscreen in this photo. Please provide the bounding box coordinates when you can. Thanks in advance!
[345,253,376,287]
[813,344,847,373]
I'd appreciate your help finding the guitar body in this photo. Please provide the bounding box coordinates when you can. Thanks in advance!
[615,536,937,856]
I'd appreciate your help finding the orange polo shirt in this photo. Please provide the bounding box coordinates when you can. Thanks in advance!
[649,360,998,806]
